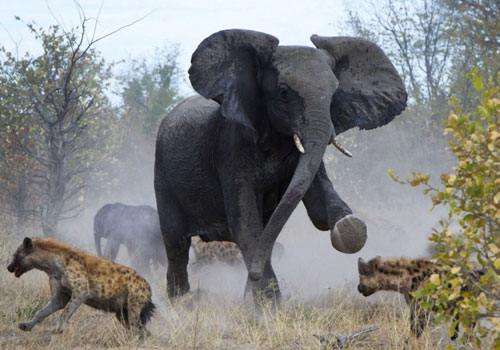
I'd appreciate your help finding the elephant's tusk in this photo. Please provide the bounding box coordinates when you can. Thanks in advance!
[293,134,305,154]
[331,139,352,157]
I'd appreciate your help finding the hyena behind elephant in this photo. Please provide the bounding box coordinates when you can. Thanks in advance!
[357,256,480,340]
[190,236,285,268]
[7,237,155,334]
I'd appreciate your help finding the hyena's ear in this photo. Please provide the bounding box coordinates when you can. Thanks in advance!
[358,257,373,276]
[23,237,34,251]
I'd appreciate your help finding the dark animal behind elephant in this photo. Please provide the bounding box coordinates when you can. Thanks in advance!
[154,29,407,301]
[93,203,166,277]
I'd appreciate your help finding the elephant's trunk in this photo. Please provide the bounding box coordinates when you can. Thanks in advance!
[249,106,333,281]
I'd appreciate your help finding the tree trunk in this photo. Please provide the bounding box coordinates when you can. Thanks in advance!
[42,131,66,237]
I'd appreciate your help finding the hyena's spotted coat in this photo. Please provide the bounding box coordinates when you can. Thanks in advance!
[190,236,285,269]
[7,237,154,334]
[191,236,243,267]
[357,256,479,339]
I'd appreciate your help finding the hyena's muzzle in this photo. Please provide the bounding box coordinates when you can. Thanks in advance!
[7,259,27,278]
[357,283,375,297]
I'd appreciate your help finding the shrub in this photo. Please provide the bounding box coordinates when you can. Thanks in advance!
[389,71,500,348]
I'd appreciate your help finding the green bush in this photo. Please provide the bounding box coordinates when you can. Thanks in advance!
[389,71,500,348]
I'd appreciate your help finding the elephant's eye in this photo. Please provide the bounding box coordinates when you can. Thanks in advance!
[278,84,289,99]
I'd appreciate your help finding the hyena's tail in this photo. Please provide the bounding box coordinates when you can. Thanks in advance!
[140,300,155,325]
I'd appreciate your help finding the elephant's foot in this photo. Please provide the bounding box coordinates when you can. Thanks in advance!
[330,215,367,254]
[245,271,281,305]
[247,274,281,306]
[168,284,190,301]
[167,275,190,302]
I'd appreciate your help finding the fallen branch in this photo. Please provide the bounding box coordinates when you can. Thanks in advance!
[314,325,379,349]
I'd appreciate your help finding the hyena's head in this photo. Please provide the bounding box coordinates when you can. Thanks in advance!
[7,237,35,278]
[357,256,383,297]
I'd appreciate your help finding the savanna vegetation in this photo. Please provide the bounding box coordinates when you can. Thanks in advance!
[0,15,182,238]
[338,0,500,347]
[390,74,500,348]
[0,252,455,350]
[0,0,498,349]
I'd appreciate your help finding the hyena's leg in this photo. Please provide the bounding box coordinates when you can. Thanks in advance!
[452,318,476,341]
[409,301,428,337]
[125,282,153,335]
[53,275,89,334]
[19,281,70,331]
[53,293,88,334]
[125,294,143,330]
[115,308,129,328]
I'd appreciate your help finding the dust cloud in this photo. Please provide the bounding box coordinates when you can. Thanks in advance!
[54,117,452,302]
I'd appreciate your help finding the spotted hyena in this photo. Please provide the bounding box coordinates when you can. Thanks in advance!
[7,237,154,334]
[190,236,284,269]
[357,256,479,339]
[191,236,243,267]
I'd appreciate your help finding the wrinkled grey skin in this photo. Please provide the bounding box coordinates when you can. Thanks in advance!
[94,203,166,277]
[154,29,407,302]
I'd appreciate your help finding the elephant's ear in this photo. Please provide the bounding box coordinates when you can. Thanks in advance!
[311,35,407,134]
[189,30,279,130]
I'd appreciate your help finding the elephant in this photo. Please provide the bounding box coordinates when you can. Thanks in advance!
[154,29,407,301]
[93,203,167,277]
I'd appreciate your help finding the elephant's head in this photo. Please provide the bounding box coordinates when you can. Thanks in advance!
[189,30,407,280]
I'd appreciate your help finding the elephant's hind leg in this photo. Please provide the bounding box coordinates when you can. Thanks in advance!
[165,235,191,299]
[103,238,120,262]
[129,246,152,279]
[155,192,190,300]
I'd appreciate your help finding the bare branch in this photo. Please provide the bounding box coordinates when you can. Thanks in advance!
[89,9,158,47]
[0,23,22,59]
[89,0,105,44]
[64,166,90,184]
[58,206,84,221]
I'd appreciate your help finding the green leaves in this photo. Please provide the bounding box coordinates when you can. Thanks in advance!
[117,45,182,138]
[468,68,485,92]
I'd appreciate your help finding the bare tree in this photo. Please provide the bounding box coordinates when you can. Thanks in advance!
[0,10,124,236]
[444,0,500,111]
[344,0,452,108]
[0,148,40,235]
[342,0,499,113]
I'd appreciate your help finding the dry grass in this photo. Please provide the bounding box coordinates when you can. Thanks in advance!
[0,233,476,350]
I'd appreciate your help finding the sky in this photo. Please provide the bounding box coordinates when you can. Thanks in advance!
[0,0,347,93]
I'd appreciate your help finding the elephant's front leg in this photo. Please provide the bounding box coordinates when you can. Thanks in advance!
[245,259,281,303]
[302,162,367,254]
[222,180,281,302]
[103,238,120,262]
[128,245,152,279]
